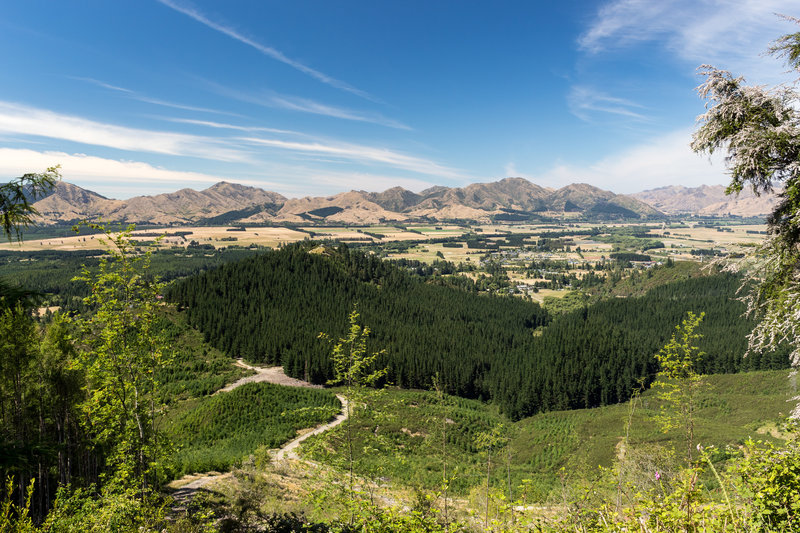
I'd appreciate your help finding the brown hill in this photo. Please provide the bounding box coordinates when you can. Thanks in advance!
[34,182,120,224]
[105,182,286,224]
[542,183,661,217]
[364,187,423,212]
[412,177,551,213]
[264,191,404,225]
[31,177,664,226]
[632,185,777,216]
[32,181,286,225]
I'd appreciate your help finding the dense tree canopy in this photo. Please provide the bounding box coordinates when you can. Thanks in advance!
[169,242,788,419]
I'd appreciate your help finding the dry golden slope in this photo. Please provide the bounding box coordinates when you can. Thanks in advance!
[632,185,777,216]
[31,177,664,226]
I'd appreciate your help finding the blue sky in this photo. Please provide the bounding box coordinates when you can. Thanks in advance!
[1,0,799,199]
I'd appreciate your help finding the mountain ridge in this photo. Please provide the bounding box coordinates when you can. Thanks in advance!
[631,184,777,216]
[29,177,765,225]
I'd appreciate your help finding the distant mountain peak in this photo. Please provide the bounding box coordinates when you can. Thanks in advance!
[31,177,667,225]
[632,184,776,216]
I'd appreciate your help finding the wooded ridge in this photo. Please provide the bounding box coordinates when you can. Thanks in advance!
[169,242,789,419]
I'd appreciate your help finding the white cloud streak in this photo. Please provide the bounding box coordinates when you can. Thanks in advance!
[579,0,800,84]
[200,79,409,129]
[240,136,464,179]
[568,86,648,122]
[73,76,236,116]
[0,148,232,187]
[156,0,374,100]
[156,117,300,136]
[0,101,250,162]
[269,95,411,130]
[69,76,133,94]
[0,148,444,200]
[131,95,233,115]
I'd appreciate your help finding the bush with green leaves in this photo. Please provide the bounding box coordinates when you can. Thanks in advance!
[735,423,800,530]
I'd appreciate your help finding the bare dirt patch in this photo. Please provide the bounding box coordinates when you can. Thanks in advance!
[216,359,323,392]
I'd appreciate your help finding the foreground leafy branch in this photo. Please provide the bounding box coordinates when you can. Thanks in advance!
[692,16,800,416]
[73,223,171,491]
[0,165,59,242]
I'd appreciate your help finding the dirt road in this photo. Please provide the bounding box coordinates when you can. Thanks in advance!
[171,360,346,510]
[273,394,348,461]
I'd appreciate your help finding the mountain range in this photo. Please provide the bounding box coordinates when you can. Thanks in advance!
[29,178,776,226]
[630,184,778,216]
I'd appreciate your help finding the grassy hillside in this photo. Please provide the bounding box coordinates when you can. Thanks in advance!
[155,308,252,402]
[164,382,340,476]
[145,309,343,478]
[305,369,795,501]
[588,259,705,298]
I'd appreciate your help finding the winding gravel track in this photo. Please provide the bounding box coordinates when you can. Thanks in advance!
[171,360,346,510]
[274,394,348,461]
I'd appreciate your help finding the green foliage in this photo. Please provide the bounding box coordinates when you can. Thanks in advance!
[735,422,800,530]
[319,307,389,504]
[306,369,794,506]
[653,311,706,463]
[0,245,259,312]
[153,310,250,401]
[0,166,59,242]
[541,290,590,315]
[340,499,453,532]
[324,306,387,390]
[249,502,455,532]
[1,477,36,532]
[166,382,339,475]
[0,476,183,533]
[526,424,800,532]
[72,224,170,489]
[0,305,90,521]
[40,484,168,532]
[307,388,504,495]
[609,252,651,262]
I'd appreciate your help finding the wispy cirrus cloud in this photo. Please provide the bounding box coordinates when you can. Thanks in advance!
[567,86,648,122]
[156,117,300,136]
[269,95,411,130]
[0,101,250,162]
[156,0,374,101]
[131,95,234,115]
[73,76,236,116]
[201,79,409,129]
[240,137,464,179]
[0,100,456,186]
[0,148,444,200]
[579,0,800,83]
[69,76,133,94]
